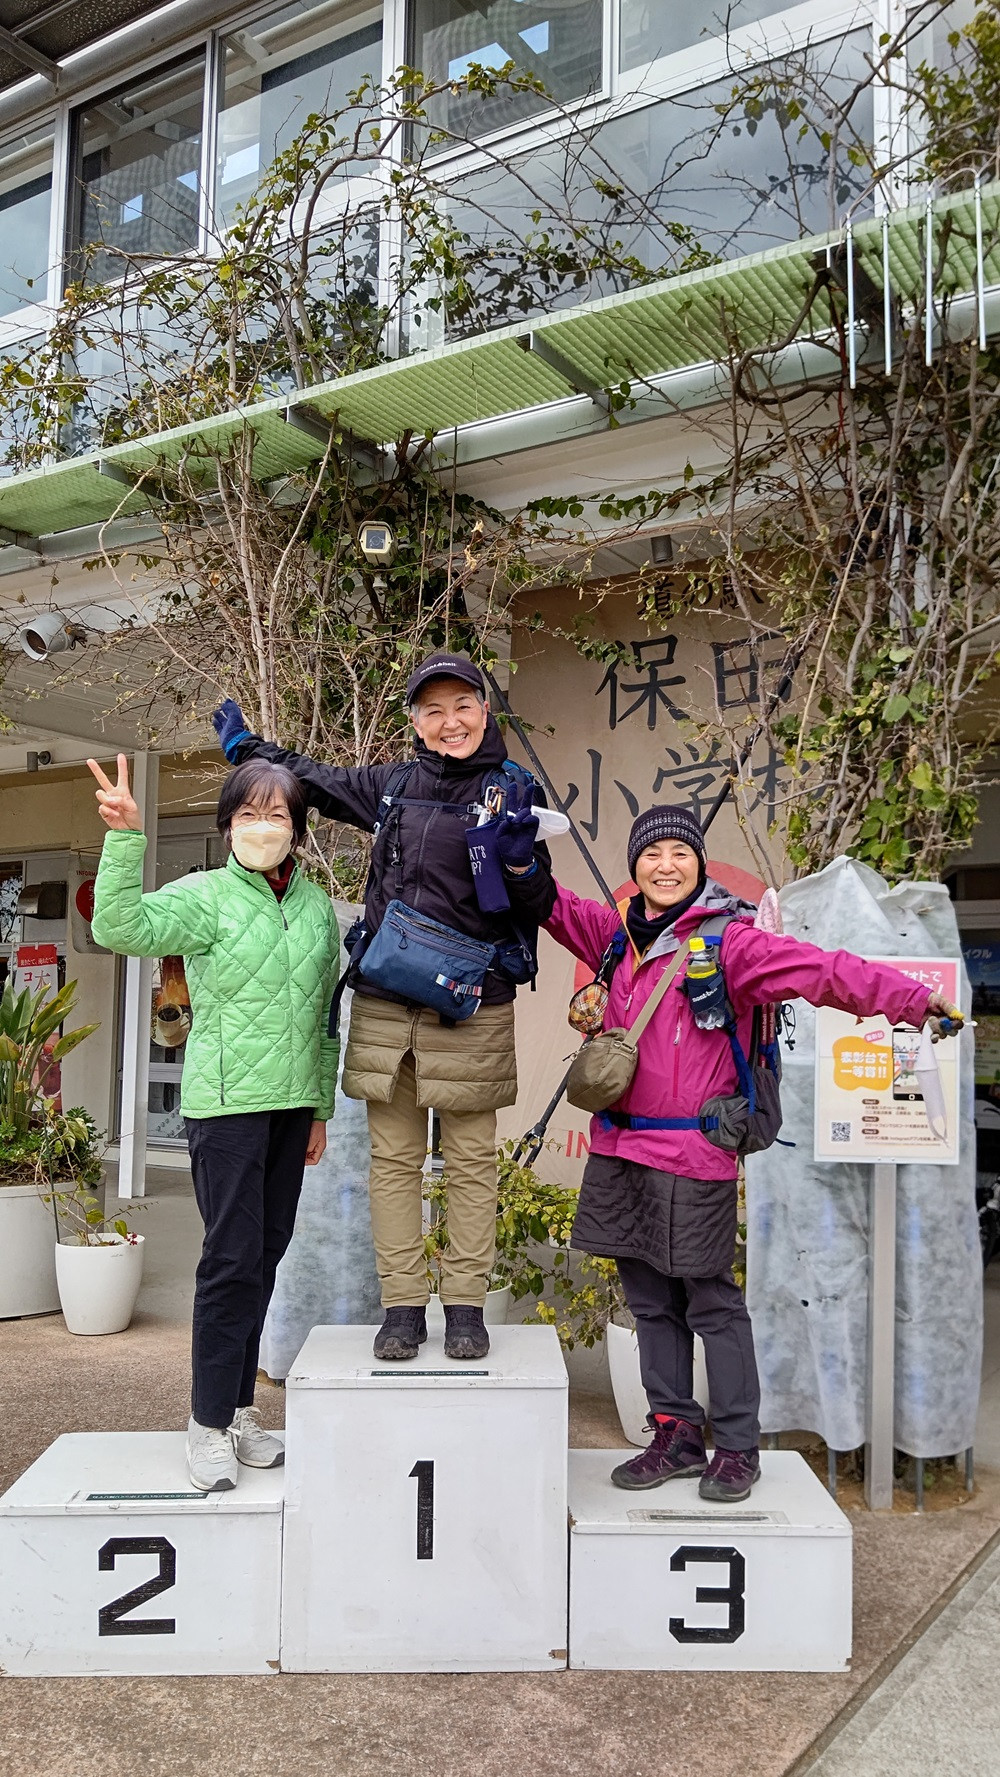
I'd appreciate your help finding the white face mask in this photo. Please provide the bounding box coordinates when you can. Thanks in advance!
[231,821,293,872]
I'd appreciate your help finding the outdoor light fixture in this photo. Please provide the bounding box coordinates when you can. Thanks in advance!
[358,520,397,568]
[18,611,87,663]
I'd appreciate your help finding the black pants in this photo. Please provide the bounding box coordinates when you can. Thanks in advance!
[616,1255,761,1451]
[186,1108,314,1429]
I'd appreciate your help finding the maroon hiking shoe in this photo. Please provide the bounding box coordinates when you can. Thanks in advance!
[611,1415,708,1490]
[699,1446,761,1502]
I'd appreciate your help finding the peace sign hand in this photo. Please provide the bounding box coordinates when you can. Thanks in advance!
[87,754,142,832]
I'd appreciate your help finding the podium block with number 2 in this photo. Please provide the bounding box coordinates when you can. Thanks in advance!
[280,1324,569,1672]
[0,1432,283,1675]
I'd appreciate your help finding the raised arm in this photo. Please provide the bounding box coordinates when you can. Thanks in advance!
[88,756,218,957]
[212,700,385,830]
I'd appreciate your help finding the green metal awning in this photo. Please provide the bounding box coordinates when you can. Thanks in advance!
[1,178,999,543]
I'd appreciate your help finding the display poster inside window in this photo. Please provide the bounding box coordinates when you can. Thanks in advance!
[814,957,961,1166]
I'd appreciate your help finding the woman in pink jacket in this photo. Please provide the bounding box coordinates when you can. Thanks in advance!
[542,805,958,1502]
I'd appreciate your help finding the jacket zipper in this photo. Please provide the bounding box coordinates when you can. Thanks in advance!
[391,906,491,958]
[217,872,291,1105]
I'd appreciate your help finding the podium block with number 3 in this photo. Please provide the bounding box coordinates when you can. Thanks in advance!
[280,1324,569,1672]
[0,1433,283,1675]
[568,1449,852,1671]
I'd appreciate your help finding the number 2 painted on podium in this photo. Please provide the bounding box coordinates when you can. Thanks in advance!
[98,1536,177,1636]
[409,1461,434,1559]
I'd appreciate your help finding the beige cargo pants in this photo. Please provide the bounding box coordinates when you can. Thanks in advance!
[343,994,517,1308]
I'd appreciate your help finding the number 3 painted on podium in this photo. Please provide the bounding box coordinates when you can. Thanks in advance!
[668,1545,746,1643]
[409,1461,434,1559]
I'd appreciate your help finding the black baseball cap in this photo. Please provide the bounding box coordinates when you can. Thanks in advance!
[406,651,487,704]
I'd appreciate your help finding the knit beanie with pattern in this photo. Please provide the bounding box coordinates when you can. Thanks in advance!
[627,805,707,879]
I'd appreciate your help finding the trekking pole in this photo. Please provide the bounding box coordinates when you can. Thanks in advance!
[497,648,803,1166]
[481,667,621,912]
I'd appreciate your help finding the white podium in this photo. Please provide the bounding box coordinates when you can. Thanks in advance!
[281,1324,568,1672]
[0,1433,284,1676]
[568,1449,852,1672]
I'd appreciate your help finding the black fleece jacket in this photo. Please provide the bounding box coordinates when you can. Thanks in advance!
[235,716,556,1006]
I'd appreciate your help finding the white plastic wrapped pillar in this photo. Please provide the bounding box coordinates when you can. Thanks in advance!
[745,857,981,1458]
[259,907,380,1378]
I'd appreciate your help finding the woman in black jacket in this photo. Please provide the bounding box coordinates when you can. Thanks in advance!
[213,651,554,1364]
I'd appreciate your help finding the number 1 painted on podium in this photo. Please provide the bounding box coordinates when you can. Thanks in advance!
[409,1461,434,1559]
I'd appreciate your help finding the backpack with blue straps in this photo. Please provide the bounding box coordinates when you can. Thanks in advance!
[597,913,786,1157]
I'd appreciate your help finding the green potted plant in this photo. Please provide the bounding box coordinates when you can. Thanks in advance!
[45,1142,145,1335]
[0,978,103,1319]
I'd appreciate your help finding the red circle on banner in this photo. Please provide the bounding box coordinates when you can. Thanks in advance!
[570,861,766,992]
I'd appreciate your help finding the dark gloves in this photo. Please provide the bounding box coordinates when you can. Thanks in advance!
[495,784,540,873]
[212,699,252,763]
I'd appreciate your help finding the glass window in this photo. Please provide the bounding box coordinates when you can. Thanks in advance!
[599,30,875,261]
[0,124,53,316]
[411,0,604,147]
[620,0,794,73]
[441,32,874,335]
[71,54,205,284]
[216,3,383,232]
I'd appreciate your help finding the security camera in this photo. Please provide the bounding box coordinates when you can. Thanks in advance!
[358,521,396,568]
[19,611,87,662]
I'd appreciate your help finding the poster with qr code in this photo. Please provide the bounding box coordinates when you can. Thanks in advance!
[814,957,961,1165]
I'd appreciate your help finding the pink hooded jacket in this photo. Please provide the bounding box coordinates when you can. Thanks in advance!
[545,881,934,1182]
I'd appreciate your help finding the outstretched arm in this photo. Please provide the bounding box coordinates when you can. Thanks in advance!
[722,923,940,1027]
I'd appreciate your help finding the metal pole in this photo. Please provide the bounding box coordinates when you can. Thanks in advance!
[882,213,893,376]
[925,193,934,368]
[846,219,857,389]
[865,1161,897,1510]
[116,750,158,1201]
[975,172,987,353]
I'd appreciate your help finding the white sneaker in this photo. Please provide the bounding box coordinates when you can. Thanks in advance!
[186,1416,237,1492]
[230,1405,285,1469]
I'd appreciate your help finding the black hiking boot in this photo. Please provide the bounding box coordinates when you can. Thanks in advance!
[443,1305,490,1360]
[611,1415,708,1490]
[699,1446,761,1502]
[373,1307,427,1361]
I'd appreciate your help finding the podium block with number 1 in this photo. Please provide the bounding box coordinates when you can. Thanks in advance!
[280,1324,568,1672]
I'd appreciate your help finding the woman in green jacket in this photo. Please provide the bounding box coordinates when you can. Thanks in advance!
[88,753,341,1493]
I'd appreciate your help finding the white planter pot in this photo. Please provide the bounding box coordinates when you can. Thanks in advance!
[607,1320,710,1447]
[0,1185,60,1318]
[55,1234,145,1336]
[426,1284,512,1329]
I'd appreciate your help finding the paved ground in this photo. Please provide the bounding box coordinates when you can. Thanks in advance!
[799,1540,1000,1777]
[1,1173,999,1777]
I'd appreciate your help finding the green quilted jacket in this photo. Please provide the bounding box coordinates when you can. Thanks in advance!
[92,830,341,1121]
